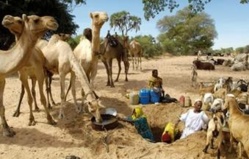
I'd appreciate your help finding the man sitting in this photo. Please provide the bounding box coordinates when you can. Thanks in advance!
[148,69,165,98]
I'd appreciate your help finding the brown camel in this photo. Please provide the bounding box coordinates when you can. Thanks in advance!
[129,39,143,70]
[100,31,130,87]
[4,15,57,126]
[0,14,58,137]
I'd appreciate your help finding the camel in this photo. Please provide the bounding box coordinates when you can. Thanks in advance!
[129,39,143,70]
[41,28,107,122]
[72,11,108,102]
[4,15,57,126]
[0,14,58,137]
[100,31,130,87]
[40,34,81,119]
[34,39,57,107]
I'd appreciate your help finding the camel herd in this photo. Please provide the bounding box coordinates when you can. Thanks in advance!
[0,11,144,137]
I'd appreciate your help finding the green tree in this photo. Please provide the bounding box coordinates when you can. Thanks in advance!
[244,45,249,53]
[110,11,141,36]
[142,0,249,20]
[235,47,244,54]
[132,35,163,58]
[157,7,217,55]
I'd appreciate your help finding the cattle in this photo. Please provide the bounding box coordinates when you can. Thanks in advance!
[193,60,215,70]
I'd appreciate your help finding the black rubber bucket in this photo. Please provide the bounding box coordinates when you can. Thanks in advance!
[91,114,119,131]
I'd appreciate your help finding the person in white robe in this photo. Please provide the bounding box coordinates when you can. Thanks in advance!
[176,99,209,139]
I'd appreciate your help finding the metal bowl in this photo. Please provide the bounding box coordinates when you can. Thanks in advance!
[91,114,118,131]
[105,108,117,116]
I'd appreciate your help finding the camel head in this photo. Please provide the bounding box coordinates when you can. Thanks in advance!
[23,14,58,40]
[85,98,105,123]
[90,11,109,28]
[2,15,23,37]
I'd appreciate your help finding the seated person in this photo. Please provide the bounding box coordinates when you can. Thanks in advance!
[175,99,209,139]
[126,107,154,142]
[148,69,165,98]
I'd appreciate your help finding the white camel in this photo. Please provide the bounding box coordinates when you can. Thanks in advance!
[0,14,58,137]
[42,32,106,122]
[72,11,108,101]
[4,15,56,126]
[40,34,81,119]
[129,40,143,70]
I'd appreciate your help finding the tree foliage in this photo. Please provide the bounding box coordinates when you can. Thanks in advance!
[142,0,249,20]
[157,7,217,55]
[0,0,80,50]
[131,35,163,58]
[110,11,141,36]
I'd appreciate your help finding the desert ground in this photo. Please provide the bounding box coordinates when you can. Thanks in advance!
[0,55,248,159]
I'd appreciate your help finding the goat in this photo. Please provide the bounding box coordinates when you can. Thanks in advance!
[231,62,246,71]
[216,59,225,65]
[202,93,214,111]
[210,98,224,113]
[203,112,224,159]
[213,88,227,100]
[222,94,249,158]
[214,77,226,92]
[193,59,215,70]
[199,82,215,96]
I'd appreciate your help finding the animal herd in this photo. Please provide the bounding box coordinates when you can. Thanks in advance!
[0,12,144,138]
[198,76,249,158]
[193,52,249,71]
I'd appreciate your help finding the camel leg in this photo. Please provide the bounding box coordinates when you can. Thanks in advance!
[135,56,139,70]
[124,60,129,81]
[139,56,142,70]
[58,73,66,119]
[108,59,114,87]
[45,70,56,109]
[102,60,110,86]
[37,73,56,125]
[31,78,40,112]
[0,79,16,137]
[132,56,135,70]
[13,84,25,117]
[115,59,121,82]
[70,72,81,113]
[20,76,36,126]
[45,73,52,109]
[48,73,56,105]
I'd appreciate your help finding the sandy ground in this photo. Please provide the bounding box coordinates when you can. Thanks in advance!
[0,55,249,159]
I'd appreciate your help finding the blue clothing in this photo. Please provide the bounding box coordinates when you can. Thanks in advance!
[127,116,154,142]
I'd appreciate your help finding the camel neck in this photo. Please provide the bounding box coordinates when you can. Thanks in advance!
[92,27,100,56]
[0,27,36,76]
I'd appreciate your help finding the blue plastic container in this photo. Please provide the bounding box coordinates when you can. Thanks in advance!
[150,89,160,103]
[139,88,150,104]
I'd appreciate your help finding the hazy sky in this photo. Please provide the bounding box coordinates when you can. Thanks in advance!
[72,0,249,50]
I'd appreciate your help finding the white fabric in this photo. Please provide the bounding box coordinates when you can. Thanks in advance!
[180,109,209,139]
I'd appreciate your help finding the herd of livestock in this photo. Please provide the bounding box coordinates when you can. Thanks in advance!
[196,73,249,158]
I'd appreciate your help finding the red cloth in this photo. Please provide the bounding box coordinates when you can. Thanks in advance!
[161,132,172,143]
